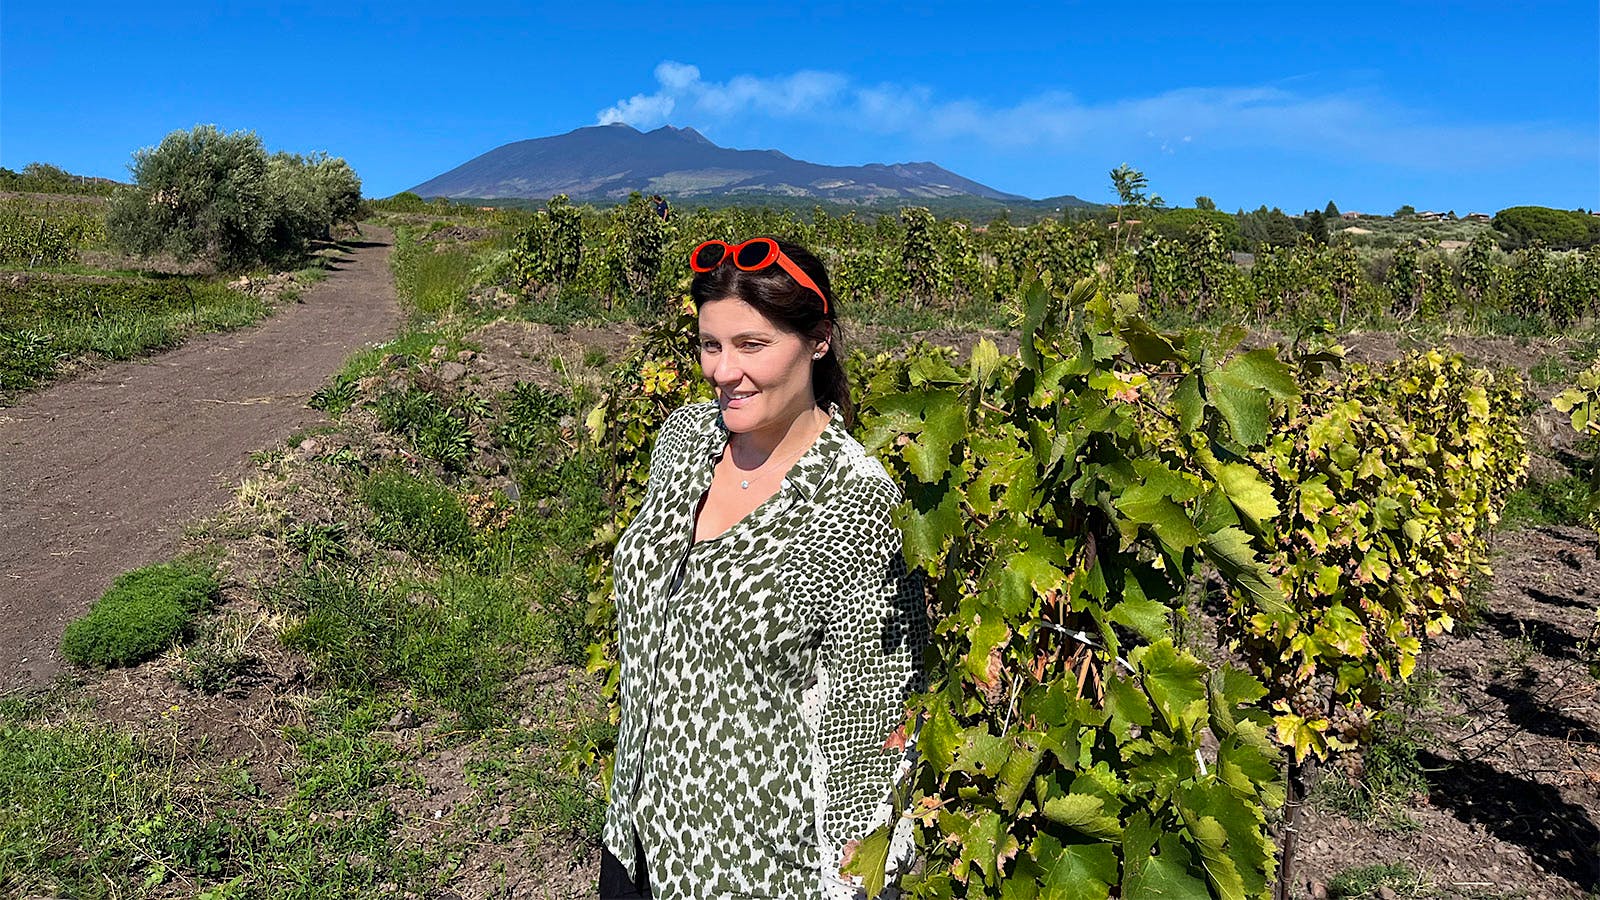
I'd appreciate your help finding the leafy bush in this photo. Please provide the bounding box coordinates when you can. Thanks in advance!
[106,126,272,270]
[1143,207,1241,247]
[360,467,474,555]
[60,560,218,667]
[106,125,360,271]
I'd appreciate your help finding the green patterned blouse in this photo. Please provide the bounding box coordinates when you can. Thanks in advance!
[603,400,927,899]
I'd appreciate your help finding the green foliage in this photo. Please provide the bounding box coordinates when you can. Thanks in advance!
[1500,474,1591,528]
[0,161,118,196]
[0,275,264,399]
[511,194,584,291]
[0,196,105,267]
[1550,361,1600,542]
[106,125,273,269]
[901,206,949,306]
[1237,206,1301,249]
[360,467,475,555]
[479,198,1598,339]
[391,227,475,318]
[1494,205,1600,250]
[106,125,360,271]
[1231,350,1526,761]
[373,385,478,472]
[370,191,429,213]
[606,192,668,306]
[853,280,1289,898]
[308,374,359,417]
[60,559,219,667]
[262,152,363,259]
[496,380,573,457]
[1143,208,1240,247]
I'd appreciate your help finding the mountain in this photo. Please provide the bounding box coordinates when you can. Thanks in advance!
[408,124,1081,206]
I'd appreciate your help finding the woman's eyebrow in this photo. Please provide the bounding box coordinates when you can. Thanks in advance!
[699,330,776,342]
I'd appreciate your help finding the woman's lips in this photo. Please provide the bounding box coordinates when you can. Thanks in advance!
[722,391,756,410]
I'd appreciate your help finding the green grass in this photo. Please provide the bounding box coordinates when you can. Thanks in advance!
[0,689,448,900]
[361,466,476,555]
[1500,473,1591,529]
[1326,862,1425,898]
[0,275,266,401]
[392,227,476,320]
[332,328,477,384]
[60,558,220,668]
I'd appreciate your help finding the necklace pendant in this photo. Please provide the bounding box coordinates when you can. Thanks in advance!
[739,479,750,490]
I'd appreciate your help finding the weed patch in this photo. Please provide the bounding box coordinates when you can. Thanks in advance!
[1326,861,1424,898]
[393,229,475,320]
[361,467,475,555]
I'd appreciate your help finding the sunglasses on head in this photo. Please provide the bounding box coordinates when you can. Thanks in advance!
[689,238,829,314]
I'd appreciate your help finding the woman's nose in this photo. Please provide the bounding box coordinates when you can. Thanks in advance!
[708,354,741,385]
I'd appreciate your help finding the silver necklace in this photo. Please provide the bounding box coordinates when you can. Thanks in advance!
[730,437,812,490]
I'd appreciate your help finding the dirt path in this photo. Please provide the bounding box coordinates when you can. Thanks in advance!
[0,227,400,690]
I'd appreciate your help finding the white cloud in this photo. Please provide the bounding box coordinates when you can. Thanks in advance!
[597,61,848,128]
[595,62,1592,171]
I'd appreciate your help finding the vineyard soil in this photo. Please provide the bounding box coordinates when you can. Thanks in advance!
[0,227,399,689]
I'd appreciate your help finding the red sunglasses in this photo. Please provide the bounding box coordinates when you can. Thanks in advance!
[689,238,829,314]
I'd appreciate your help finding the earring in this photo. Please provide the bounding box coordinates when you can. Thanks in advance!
[812,351,824,359]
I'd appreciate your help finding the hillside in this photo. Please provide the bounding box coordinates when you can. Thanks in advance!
[408,124,1092,207]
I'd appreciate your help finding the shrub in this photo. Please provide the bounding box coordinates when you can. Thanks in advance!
[106,125,273,270]
[360,467,474,555]
[106,125,361,271]
[60,560,218,667]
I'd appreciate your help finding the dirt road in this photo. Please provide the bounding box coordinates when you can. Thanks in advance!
[0,228,400,690]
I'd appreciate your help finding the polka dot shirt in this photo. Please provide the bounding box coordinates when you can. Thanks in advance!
[603,401,928,899]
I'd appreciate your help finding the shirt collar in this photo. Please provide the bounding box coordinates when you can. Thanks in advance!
[701,404,844,503]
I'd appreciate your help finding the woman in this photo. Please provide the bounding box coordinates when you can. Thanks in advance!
[600,237,926,899]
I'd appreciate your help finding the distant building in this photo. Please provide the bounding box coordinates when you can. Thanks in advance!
[1465,212,1492,222]
[1341,211,1364,220]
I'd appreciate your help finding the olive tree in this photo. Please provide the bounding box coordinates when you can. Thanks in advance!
[107,125,361,271]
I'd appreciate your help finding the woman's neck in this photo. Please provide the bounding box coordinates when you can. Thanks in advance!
[727,404,829,467]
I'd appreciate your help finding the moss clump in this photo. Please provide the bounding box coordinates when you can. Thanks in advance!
[60,561,218,667]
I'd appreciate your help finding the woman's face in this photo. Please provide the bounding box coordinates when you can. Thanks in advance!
[697,296,822,439]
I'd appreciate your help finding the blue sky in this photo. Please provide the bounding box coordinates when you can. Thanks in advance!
[3,1,1596,213]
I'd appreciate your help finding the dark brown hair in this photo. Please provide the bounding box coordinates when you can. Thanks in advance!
[689,237,853,427]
